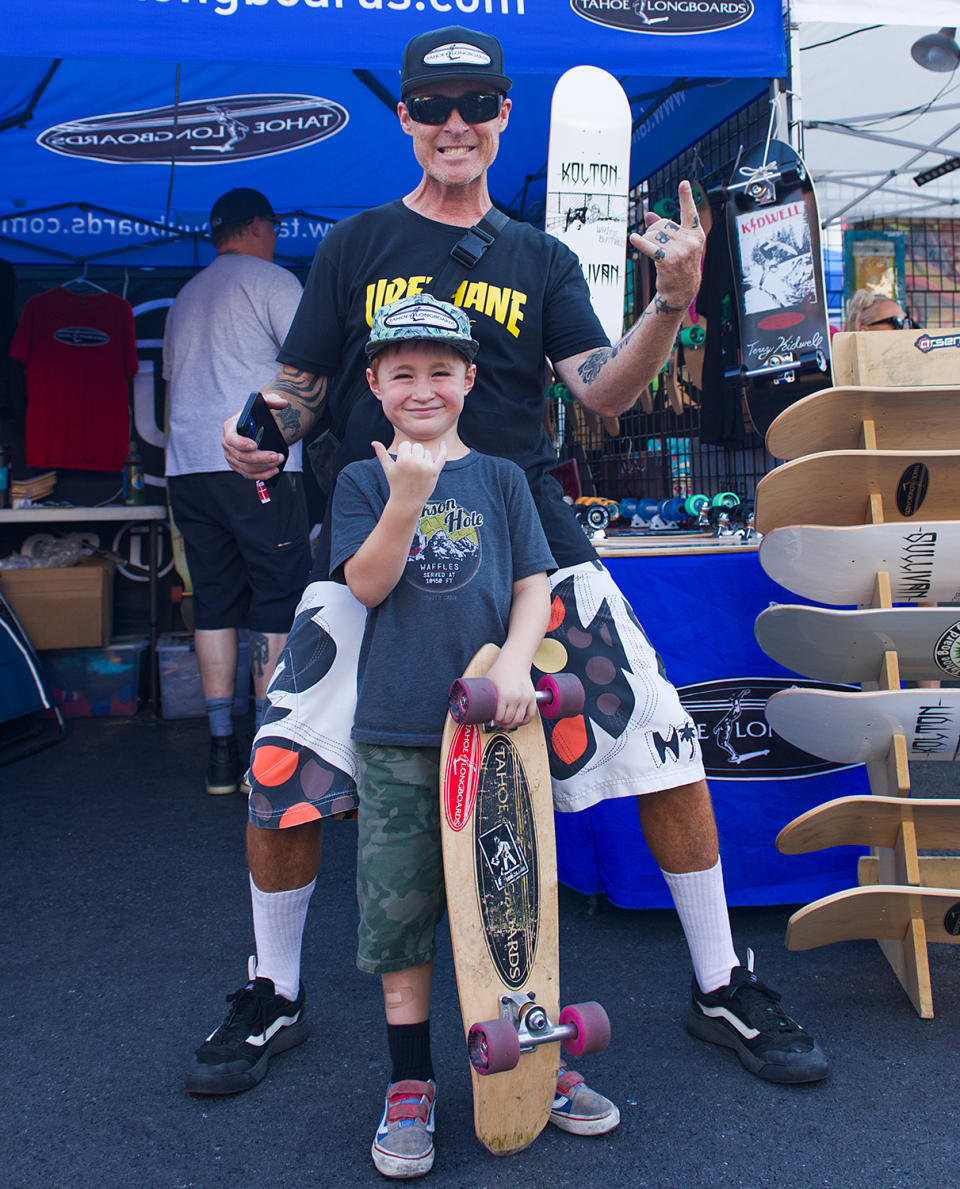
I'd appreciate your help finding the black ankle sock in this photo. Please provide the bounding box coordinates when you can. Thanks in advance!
[387,1020,434,1083]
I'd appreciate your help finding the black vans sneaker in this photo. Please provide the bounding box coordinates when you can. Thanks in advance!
[686,948,829,1084]
[186,961,308,1094]
[206,734,241,795]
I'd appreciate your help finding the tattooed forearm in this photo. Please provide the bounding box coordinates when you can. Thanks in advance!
[269,366,327,411]
[575,312,647,386]
[654,294,685,315]
[276,403,302,440]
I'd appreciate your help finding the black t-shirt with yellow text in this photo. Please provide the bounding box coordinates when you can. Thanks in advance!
[278,199,609,576]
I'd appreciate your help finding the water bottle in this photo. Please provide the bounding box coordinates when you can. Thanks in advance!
[123,441,145,506]
[0,444,8,509]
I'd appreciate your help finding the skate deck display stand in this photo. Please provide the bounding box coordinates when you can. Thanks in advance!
[755,335,960,1016]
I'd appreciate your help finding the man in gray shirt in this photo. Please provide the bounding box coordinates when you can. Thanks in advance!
[163,188,311,795]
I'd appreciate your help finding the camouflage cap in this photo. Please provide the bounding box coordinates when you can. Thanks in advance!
[365,293,479,362]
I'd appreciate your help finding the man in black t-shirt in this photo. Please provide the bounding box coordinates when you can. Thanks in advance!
[191,25,828,1119]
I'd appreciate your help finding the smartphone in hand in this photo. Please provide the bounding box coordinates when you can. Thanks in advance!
[237,391,289,488]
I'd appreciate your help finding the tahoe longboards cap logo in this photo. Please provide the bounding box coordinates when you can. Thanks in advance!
[571,0,754,35]
[424,42,492,67]
[38,94,348,165]
[384,306,460,331]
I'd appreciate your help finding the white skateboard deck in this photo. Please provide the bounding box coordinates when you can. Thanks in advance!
[755,604,960,683]
[546,66,631,344]
[765,687,960,764]
[758,522,960,606]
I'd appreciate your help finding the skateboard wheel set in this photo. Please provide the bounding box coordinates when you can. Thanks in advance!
[449,673,584,726]
[468,998,611,1076]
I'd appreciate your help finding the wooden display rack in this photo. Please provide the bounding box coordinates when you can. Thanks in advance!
[758,334,960,1017]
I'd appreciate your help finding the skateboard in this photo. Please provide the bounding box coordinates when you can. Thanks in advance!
[754,604,960,683]
[439,644,611,1155]
[776,794,960,854]
[764,687,960,765]
[546,66,631,345]
[725,138,831,438]
[758,522,960,606]
[785,885,960,951]
[753,449,960,534]
[831,327,960,388]
[765,385,960,460]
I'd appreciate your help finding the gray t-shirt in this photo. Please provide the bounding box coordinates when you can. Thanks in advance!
[163,253,303,475]
[330,451,556,746]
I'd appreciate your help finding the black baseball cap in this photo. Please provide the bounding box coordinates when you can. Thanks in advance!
[400,25,512,98]
[210,188,276,230]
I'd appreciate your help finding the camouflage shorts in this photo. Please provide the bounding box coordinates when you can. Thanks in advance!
[355,743,446,976]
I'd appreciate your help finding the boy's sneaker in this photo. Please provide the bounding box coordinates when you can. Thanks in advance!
[206,734,241,795]
[686,948,829,1084]
[549,1067,620,1135]
[185,960,308,1094]
[371,1079,437,1179]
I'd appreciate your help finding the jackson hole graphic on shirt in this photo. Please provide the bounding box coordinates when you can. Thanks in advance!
[405,496,483,591]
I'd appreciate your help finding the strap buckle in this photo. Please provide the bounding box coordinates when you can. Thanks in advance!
[450,223,496,268]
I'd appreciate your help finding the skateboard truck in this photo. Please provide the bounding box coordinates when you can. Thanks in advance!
[468,994,611,1077]
[449,673,585,729]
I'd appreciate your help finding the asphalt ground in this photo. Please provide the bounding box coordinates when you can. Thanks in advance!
[3,715,958,1189]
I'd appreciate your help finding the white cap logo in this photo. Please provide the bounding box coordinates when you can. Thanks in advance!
[423,42,491,68]
[384,306,460,331]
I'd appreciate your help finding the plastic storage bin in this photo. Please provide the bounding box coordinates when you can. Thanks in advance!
[40,636,149,717]
[158,631,250,719]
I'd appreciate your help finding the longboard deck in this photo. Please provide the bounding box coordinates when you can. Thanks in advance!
[758,522,960,606]
[786,885,960,950]
[764,687,960,764]
[755,604,960,683]
[546,66,631,345]
[777,794,960,854]
[765,385,960,459]
[439,644,558,1156]
[754,450,960,534]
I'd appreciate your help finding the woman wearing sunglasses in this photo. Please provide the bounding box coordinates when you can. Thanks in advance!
[845,288,911,331]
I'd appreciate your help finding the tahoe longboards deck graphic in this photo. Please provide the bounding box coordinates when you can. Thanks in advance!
[440,643,559,1155]
[765,385,960,459]
[755,604,960,684]
[726,138,831,437]
[546,66,631,344]
[754,450,960,534]
[764,687,960,765]
[758,522,960,606]
[785,885,960,951]
[777,794,960,855]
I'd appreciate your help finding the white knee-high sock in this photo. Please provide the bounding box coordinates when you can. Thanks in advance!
[660,858,739,994]
[250,875,316,1001]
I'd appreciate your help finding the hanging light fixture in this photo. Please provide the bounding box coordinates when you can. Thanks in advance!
[910,27,960,73]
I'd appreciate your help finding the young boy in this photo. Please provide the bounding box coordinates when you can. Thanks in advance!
[329,293,560,1178]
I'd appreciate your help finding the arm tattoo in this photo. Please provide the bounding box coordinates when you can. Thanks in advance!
[270,366,327,412]
[576,312,647,386]
[654,294,685,315]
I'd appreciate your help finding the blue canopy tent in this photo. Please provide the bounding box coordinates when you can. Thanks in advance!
[3,1,787,266]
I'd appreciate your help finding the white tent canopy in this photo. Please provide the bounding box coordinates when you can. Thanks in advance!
[791,7,960,224]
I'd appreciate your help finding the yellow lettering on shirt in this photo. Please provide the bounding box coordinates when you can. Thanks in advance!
[364,277,528,338]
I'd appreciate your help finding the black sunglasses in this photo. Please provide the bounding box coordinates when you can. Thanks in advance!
[405,92,503,126]
[865,316,906,329]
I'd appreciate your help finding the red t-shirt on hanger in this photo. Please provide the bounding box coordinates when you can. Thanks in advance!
[10,286,138,471]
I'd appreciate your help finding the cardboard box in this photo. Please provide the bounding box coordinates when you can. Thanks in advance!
[40,636,149,717]
[158,631,250,719]
[0,556,115,651]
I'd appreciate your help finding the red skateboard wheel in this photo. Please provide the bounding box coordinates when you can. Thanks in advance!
[558,1001,611,1056]
[449,677,498,724]
[536,673,585,720]
[467,1017,521,1075]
